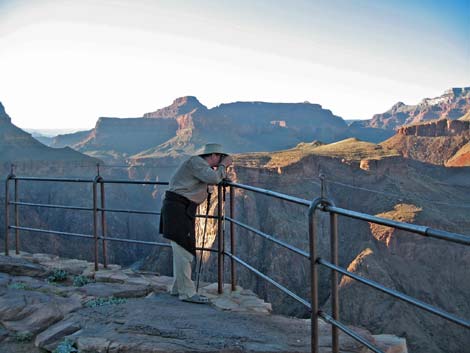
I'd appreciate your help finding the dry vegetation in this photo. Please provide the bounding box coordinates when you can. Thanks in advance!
[235,138,400,168]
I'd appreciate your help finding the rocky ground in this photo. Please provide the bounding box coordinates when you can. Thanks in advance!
[0,252,407,353]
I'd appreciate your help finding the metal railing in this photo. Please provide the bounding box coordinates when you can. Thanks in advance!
[3,171,470,353]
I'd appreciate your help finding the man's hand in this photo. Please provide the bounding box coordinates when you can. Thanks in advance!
[220,155,233,167]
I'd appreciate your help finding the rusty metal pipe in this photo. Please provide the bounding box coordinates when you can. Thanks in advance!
[92,176,101,271]
[230,186,236,291]
[308,197,325,353]
[225,216,309,258]
[325,205,470,246]
[4,175,12,256]
[225,250,310,308]
[318,258,470,329]
[13,176,94,183]
[14,179,19,255]
[225,181,310,206]
[100,181,108,268]
[330,211,339,353]
[319,312,384,353]
[11,201,93,211]
[217,184,224,294]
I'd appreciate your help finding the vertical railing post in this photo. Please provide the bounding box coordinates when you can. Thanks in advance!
[330,211,339,353]
[230,185,236,291]
[217,184,224,294]
[308,197,324,353]
[14,178,19,255]
[4,175,11,256]
[100,180,108,268]
[92,176,100,271]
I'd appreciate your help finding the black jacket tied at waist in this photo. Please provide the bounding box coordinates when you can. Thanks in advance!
[159,191,198,255]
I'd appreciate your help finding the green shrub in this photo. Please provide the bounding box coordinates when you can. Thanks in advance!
[85,296,127,307]
[72,275,91,287]
[53,339,78,353]
[48,269,68,283]
[14,331,33,342]
[8,282,29,290]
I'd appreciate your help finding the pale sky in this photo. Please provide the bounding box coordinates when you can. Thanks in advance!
[0,0,469,129]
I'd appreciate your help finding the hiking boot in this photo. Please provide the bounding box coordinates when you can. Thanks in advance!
[181,294,209,304]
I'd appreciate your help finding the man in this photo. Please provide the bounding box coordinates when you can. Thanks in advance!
[159,143,233,304]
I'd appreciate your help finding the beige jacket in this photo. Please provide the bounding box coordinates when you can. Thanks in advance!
[168,156,227,204]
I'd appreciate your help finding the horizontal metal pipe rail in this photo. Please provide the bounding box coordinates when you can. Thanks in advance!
[225,216,309,258]
[325,205,470,246]
[9,225,217,252]
[319,312,383,353]
[11,176,170,186]
[225,250,311,309]
[226,181,470,246]
[96,179,169,185]
[225,181,311,206]
[9,200,216,219]
[10,225,95,240]
[10,201,93,211]
[12,176,95,183]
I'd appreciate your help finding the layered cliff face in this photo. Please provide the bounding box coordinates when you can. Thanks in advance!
[352,87,470,130]
[381,119,470,166]
[396,118,470,137]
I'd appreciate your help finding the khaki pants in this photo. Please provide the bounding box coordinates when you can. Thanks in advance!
[170,241,196,300]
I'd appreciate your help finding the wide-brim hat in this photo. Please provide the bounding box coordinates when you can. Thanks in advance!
[197,143,229,156]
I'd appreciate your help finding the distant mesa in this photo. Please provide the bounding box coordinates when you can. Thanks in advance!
[55,95,385,166]
[353,87,470,130]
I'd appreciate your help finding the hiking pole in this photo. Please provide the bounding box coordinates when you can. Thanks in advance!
[196,190,212,292]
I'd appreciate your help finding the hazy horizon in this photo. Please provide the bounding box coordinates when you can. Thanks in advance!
[1,0,469,129]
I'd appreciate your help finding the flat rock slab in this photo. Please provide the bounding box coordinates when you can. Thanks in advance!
[35,320,81,351]
[0,288,81,334]
[39,259,90,275]
[78,282,152,298]
[57,294,368,353]
[0,255,48,277]
[95,270,129,283]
